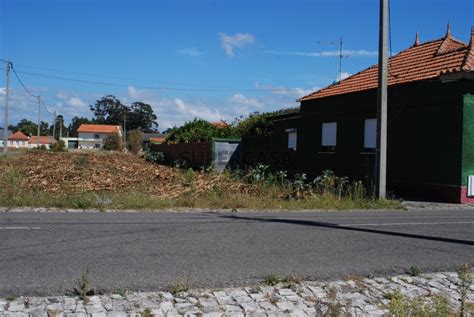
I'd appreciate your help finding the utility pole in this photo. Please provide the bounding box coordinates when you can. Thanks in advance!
[52,111,57,140]
[375,0,388,199]
[59,116,63,140]
[2,61,11,157]
[123,114,127,144]
[36,96,41,148]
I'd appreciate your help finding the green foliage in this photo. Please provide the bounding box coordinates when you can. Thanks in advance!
[185,168,196,191]
[458,263,473,316]
[169,275,190,294]
[264,273,280,286]
[165,118,236,143]
[387,290,452,317]
[233,108,299,138]
[51,139,67,152]
[103,132,124,151]
[90,95,158,132]
[9,119,49,136]
[408,265,421,277]
[127,130,144,154]
[144,150,165,164]
[73,268,93,303]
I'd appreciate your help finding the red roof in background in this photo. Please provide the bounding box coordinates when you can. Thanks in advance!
[149,137,166,143]
[8,131,29,141]
[299,26,474,102]
[29,136,56,144]
[77,124,121,133]
[211,121,229,128]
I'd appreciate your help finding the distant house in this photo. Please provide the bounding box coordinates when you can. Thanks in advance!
[245,26,474,203]
[29,136,56,149]
[7,131,30,148]
[211,121,229,128]
[0,128,13,148]
[143,133,166,147]
[76,124,123,149]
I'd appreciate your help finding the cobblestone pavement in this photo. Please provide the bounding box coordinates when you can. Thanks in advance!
[1,272,472,316]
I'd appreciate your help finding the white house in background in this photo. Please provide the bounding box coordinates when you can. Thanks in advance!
[29,136,56,149]
[0,128,13,148]
[77,124,122,149]
[6,131,30,148]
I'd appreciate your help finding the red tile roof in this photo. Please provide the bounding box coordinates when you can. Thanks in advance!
[8,131,29,141]
[149,137,166,143]
[29,136,56,145]
[299,27,474,102]
[77,124,121,133]
[211,121,229,128]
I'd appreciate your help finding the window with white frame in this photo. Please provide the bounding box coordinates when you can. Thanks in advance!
[364,118,376,152]
[321,122,337,152]
[94,133,100,139]
[286,128,297,150]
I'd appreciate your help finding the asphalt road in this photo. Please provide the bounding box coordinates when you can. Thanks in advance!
[1,209,473,296]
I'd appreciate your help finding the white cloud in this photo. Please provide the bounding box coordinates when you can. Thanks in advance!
[219,32,255,57]
[255,82,320,99]
[127,85,152,100]
[228,93,264,108]
[264,49,377,57]
[336,72,351,81]
[177,48,204,57]
[65,97,87,108]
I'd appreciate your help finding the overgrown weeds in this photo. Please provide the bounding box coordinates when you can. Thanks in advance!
[408,265,422,277]
[73,269,95,303]
[168,275,191,295]
[458,263,473,316]
[0,152,402,210]
[387,290,453,317]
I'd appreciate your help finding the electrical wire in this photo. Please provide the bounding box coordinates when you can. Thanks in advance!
[11,65,33,96]
[12,69,303,93]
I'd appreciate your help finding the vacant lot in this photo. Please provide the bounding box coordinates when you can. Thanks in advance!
[0,151,401,210]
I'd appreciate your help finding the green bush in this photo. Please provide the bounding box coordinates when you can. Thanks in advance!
[165,118,236,143]
[103,132,123,151]
[127,130,144,154]
[51,139,67,152]
[144,150,165,164]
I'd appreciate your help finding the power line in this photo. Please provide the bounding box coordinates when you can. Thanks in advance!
[11,65,33,96]
[12,63,233,89]
[1,66,306,94]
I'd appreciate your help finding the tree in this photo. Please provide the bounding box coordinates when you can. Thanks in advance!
[89,96,159,132]
[90,95,129,125]
[103,132,124,151]
[50,115,69,138]
[128,102,158,132]
[9,119,49,136]
[68,116,92,137]
[126,130,144,154]
[165,118,237,143]
[233,108,299,138]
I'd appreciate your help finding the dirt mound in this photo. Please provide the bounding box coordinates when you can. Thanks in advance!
[0,151,246,198]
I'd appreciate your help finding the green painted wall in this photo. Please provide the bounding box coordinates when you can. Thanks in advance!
[461,93,474,186]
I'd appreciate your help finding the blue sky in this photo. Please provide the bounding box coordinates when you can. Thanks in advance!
[0,0,472,130]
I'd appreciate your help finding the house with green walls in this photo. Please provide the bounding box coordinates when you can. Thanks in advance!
[265,25,474,203]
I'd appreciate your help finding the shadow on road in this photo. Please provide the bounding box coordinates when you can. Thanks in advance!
[216,213,474,246]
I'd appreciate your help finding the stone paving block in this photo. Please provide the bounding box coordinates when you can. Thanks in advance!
[202,313,221,317]
[106,311,128,317]
[0,271,466,317]
[3,312,29,317]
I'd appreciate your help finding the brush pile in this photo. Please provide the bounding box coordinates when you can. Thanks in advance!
[0,151,252,199]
